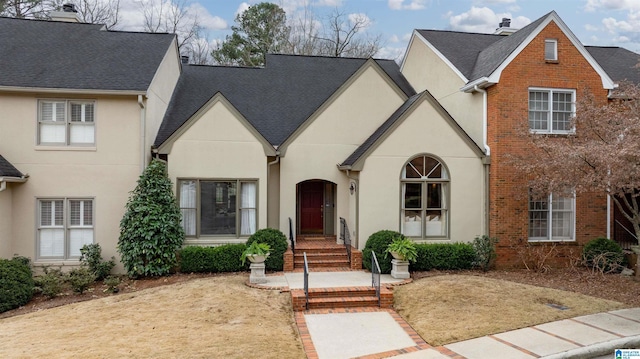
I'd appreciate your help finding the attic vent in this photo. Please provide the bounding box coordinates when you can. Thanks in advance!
[499,18,511,28]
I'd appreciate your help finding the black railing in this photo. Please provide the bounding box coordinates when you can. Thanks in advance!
[614,220,638,250]
[289,217,295,254]
[303,252,309,310]
[339,217,352,262]
[371,251,381,307]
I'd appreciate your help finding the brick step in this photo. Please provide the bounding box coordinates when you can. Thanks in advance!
[295,252,348,261]
[307,296,379,309]
[294,247,346,254]
[307,287,377,298]
[295,259,350,268]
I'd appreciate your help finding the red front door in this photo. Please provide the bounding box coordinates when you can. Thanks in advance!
[300,181,324,234]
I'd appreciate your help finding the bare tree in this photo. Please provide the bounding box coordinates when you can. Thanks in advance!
[511,82,640,243]
[140,0,199,51]
[47,0,120,29]
[184,28,213,65]
[314,9,381,58]
[1,0,47,18]
[284,4,322,56]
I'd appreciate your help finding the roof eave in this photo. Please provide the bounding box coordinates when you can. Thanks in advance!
[0,86,147,96]
[461,78,493,93]
[0,176,28,183]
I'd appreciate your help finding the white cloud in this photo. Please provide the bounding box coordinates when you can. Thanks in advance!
[188,3,227,30]
[389,34,400,43]
[584,23,599,31]
[388,0,426,11]
[314,0,343,6]
[447,7,530,33]
[473,0,516,4]
[585,0,640,12]
[349,13,372,28]
[236,2,250,17]
[376,45,406,62]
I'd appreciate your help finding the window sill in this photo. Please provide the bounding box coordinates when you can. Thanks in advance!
[527,239,576,243]
[545,60,559,64]
[36,146,97,152]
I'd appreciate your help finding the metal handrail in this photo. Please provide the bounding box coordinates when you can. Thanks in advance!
[339,217,352,262]
[289,217,295,254]
[303,252,309,310]
[371,251,381,307]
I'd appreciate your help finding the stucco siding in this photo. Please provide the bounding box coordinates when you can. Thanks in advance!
[357,99,485,248]
[167,100,268,245]
[0,187,13,258]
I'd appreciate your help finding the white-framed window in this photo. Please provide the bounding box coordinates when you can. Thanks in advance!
[529,88,575,134]
[401,155,448,239]
[545,39,558,61]
[528,192,575,242]
[37,198,94,259]
[38,100,95,146]
[178,179,257,237]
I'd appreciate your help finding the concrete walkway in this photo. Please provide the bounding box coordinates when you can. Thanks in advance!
[255,271,640,359]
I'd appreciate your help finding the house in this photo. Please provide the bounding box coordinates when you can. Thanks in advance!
[401,11,640,266]
[0,16,180,270]
[1,10,638,272]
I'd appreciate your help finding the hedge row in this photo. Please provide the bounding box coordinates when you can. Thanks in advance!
[179,244,247,273]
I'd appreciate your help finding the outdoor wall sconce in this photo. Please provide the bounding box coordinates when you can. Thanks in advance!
[349,182,356,195]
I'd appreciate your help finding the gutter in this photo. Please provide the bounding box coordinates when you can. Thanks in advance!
[0,176,29,192]
[138,95,146,173]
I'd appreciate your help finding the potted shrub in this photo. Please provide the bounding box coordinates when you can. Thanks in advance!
[241,242,271,265]
[386,236,418,262]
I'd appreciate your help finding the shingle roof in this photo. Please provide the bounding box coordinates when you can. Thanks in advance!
[0,155,24,178]
[586,46,640,84]
[0,17,175,91]
[417,12,550,83]
[154,54,416,147]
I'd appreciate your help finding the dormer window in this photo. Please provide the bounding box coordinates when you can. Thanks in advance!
[545,39,558,61]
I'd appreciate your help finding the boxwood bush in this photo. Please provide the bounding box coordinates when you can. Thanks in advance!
[583,237,625,273]
[363,230,401,274]
[179,244,247,273]
[245,228,288,271]
[411,243,476,271]
[0,257,34,313]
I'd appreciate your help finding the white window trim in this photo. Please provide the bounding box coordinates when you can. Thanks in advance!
[528,87,576,135]
[36,197,95,260]
[177,178,258,239]
[37,99,96,147]
[545,39,558,61]
[528,193,576,242]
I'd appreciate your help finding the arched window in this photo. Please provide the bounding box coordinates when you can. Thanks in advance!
[401,155,448,238]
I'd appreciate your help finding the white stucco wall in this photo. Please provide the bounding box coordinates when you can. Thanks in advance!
[357,98,485,248]
[279,64,407,237]
[166,99,268,245]
[0,186,13,258]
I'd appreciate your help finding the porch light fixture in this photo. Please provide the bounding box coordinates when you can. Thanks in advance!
[349,182,356,195]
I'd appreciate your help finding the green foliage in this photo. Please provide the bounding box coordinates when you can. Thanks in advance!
[386,236,418,263]
[472,235,499,272]
[582,237,625,273]
[411,243,476,271]
[0,257,34,313]
[68,267,96,294]
[211,2,289,66]
[246,228,288,271]
[241,242,271,265]
[34,267,65,299]
[80,243,115,280]
[179,244,247,273]
[118,159,185,278]
[103,276,121,294]
[363,230,400,274]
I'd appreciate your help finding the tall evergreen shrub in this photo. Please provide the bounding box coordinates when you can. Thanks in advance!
[118,159,184,278]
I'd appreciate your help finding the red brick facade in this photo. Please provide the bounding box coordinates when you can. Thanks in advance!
[487,22,609,267]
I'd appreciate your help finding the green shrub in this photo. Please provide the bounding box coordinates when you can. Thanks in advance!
[103,276,121,293]
[80,243,115,280]
[118,159,185,278]
[411,243,476,271]
[386,236,418,262]
[363,230,401,274]
[246,228,288,271]
[179,244,247,273]
[583,237,625,273]
[34,267,66,299]
[68,267,96,294]
[0,257,34,313]
[472,235,499,272]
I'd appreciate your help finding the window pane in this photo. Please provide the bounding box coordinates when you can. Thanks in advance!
[426,183,442,209]
[405,157,423,178]
[403,183,422,209]
[545,40,556,60]
[426,210,445,236]
[425,157,442,178]
[70,123,95,144]
[40,228,65,257]
[552,92,573,131]
[69,229,93,257]
[529,195,548,238]
[240,182,257,236]
[529,91,549,130]
[54,200,63,226]
[83,201,93,226]
[201,181,236,235]
[179,180,197,236]
[40,123,66,143]
[402,210,422,237]
[41,101,65,122]
[40,201,52,226]
[70,200,81,225]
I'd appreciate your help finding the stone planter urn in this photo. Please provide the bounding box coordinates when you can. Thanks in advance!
[390,252,410,279]
[248,253,269,284]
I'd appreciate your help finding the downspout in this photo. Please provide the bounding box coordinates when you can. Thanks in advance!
[607,195,611,239]
[267,152,280,229]
[138,95,146,173]
[345,170,359,248]
[474,85,491,236]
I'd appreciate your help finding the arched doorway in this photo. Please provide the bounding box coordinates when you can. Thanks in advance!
[297,180,336,235]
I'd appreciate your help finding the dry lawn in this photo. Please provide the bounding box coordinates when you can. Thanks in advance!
[394,274,628,346]
[0,274,304,359]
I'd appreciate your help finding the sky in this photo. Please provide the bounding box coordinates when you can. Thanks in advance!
[114,0,640,61]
